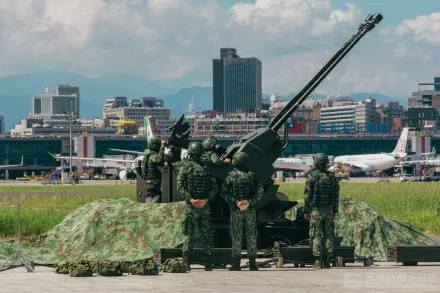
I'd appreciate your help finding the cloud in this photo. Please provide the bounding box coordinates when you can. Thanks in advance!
[0,0,439,100]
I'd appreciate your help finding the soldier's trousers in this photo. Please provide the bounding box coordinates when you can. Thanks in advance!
[230,207,257,258]
[182,204,213,257]
[309,208,334,257]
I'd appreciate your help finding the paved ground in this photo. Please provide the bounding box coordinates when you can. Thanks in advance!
[1,262,440,293]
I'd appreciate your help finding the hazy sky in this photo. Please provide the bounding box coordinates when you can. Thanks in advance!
[2,0,440,97]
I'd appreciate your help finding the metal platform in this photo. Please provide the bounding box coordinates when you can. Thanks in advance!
[279,246,356,266]
[154,246,358,268]
[387,246,440,265]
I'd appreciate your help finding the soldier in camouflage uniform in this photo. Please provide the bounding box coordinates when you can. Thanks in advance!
[201,137,221,164]
[221,152,264,271]
[177,142,218,271]
[165,145,182,165]
[304,153,339,269]
[141,138,166,203]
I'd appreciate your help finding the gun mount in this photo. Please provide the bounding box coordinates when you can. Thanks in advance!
[136,13,383,249]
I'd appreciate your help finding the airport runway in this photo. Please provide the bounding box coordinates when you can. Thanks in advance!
[1,261,439,293]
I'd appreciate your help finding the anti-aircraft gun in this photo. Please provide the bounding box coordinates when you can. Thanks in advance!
[136,13,383,249]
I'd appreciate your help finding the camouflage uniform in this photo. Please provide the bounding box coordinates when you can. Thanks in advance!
[201,137,221,164]
[221,152,264,271]
[141,138,165,203]
[304,153,339,269]
[177,142,218,271]
[165,145,182,164]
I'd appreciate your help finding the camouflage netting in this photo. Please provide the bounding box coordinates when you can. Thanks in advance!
[0,197,437,265]
[286,197,438,261]
[0,198,186,266]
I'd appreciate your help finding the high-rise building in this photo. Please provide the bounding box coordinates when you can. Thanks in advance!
[44,85,80,117]
[30,85,80,118]
[0,115,5,134]
[435,77,440,91]
[213,48,262,113]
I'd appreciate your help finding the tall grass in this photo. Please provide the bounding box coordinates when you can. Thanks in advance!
[0,185,136,237]
[1,183,439,237]
[279,182,440,234]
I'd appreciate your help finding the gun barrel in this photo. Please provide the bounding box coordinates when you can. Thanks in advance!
[268,13,382,132]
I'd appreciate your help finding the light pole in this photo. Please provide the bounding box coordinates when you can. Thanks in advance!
[69,102,73,175]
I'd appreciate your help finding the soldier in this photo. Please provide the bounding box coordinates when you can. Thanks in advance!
[303,153,340,269]
[201,137,221,164]
[141,138,166,203]
[221,152,264,271]
[177,142,218,272]
[165,145,182,165]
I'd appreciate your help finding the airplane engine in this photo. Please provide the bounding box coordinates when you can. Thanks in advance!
[328,165,337,172]
[119,170,128,180]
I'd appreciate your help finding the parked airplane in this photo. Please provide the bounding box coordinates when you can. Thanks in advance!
[49,116,186,180]
[273,157,312,171]
[49,152,138,180]
[329,127,409,172]
[0,156,24,169]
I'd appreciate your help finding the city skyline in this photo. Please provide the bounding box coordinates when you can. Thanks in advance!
[1,0,440,97]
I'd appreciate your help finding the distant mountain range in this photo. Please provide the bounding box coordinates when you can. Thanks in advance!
[0,70,407,132]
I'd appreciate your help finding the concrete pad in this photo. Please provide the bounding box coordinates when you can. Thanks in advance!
[1,262,440,293]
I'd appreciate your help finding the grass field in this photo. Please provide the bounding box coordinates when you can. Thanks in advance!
[0,182,439,237]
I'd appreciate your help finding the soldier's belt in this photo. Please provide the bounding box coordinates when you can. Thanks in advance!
[146,179,161,184]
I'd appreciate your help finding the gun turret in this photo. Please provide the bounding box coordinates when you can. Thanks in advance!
[221,13,383,185]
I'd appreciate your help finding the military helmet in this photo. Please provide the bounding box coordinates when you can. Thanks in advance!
[187,142,205,156]
[232,152,248,167]
[148,138,161,151]
[202,137,216,150]
[313,153,329,166]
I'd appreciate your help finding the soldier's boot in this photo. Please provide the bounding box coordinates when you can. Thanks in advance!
[228,257,242,271]
[248,256,258,271]
[204,254,213,271]
[313,256,322,269]
[324,255,331,269]
[183,254,191,272]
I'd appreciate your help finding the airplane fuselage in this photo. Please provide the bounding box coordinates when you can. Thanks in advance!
[334,153,406,172]
[273,158,311,171]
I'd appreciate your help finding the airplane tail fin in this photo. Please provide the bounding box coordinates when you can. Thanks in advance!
[391,127,409,156]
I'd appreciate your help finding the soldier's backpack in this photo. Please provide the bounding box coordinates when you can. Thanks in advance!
[97,260,124,277]
[232,171,255,200]
[54,262,70,274]
[312,171,337,208]
[129,259,159,275]
[69,260,94,277]
[187,163,211,197]
[160,258,187,273]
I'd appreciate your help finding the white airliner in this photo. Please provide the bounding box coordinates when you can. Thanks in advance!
[49,152,138,180]
[329,127,409,172]
[273,157,312,171]
[0,156,24,169]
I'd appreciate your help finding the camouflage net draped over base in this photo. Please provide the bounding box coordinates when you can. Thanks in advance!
[0,197,437,265]
[0,198,186,266]
[286,197,438,261]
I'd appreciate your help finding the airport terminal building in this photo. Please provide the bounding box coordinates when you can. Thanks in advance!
[0,131,433,179]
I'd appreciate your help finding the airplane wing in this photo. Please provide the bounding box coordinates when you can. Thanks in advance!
[109,148,149,155]
[49,152,136,163]
[0,156,24,169]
